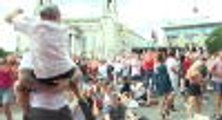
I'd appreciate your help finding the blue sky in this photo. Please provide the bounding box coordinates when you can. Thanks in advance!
[0,0,222,51]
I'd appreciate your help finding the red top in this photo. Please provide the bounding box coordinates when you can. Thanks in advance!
[142,53,155,71]
[142,60,154,71]
[0,66,14,89]
[183,58,193,74]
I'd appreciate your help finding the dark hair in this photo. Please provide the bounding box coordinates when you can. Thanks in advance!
[191,47,197,52]
[40,5,60,20]
[0,58,6,65]
[168,50,175,57]
[157,54,165,63]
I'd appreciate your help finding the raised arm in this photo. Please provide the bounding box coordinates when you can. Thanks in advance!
[5,9,24,23]
[5,9,35,35]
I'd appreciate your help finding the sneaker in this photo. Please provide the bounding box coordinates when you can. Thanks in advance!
[138,116,149,120]
[212,114,222,120]
[170,105,177,112]
[216,116,222,120]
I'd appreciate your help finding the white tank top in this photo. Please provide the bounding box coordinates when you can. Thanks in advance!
[30,90,68,110]
[211,60,222,83]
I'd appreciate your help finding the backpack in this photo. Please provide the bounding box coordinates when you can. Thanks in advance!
[199,65,208,78]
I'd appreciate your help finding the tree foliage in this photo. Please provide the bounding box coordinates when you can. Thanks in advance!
[205,27,222,54]
[0,48,11,58]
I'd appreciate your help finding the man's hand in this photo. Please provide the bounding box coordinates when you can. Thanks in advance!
[5,8,24,23]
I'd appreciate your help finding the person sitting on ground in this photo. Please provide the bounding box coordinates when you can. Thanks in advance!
[107,93,127,120]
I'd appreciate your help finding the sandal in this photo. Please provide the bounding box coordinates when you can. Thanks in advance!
[161,110,170,120]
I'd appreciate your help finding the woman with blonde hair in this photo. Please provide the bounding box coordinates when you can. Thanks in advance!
[185,60,204,118]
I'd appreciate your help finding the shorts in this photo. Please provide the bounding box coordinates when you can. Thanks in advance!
[28,105,72,120]
[131,75,142,81]
[33,68,75,86]
[115,71,123,78]
[213,81,222,94]
[187,84,202,96]
[102,105,111,114]
[0,88,14,105]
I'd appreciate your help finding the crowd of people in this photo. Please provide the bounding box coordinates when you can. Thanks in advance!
[1,47,222,120]
[1,4,222,120]
[69,47,210,120]
[59,48,222,120]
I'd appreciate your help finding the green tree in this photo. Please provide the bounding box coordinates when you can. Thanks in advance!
[0,48,10,58]
[205,27,222,54]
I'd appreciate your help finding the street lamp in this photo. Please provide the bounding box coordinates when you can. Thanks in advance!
[192,0,199,14]
[39,0,52,5]
[107,0,113,9]
[15,35,20,54]
[40,0,43,5]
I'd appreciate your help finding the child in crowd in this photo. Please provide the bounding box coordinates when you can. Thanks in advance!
[5,5,80,117]
[0,55,17,120]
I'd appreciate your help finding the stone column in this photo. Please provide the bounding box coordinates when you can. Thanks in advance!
[101,0,120,59]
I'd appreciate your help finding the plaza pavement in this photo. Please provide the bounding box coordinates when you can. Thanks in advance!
[0,93,215,120]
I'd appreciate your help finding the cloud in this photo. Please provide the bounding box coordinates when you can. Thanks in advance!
[0,23,16,51]
[0,0,35,51]
[1,0,222,47]
[117,0,222,39]
[61,3,103,19]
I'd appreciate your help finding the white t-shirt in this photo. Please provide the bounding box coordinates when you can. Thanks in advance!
[98,64,108,79]
[210,59,222,83]
[18,51,34,70]
[13,15,75,79]
[30,91,68,110]
[165,57,179,81]
[19,51,68,110]
[113,62,123,74]
[103,93,112,107]
[130,59,141,76]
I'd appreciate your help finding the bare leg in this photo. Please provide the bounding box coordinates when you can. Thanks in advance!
[187,96,196,118]
[14,69,36,116]
[3,103,12,120]
[161,93,173,120]
[69,68,83,99]
[215,94,222,116]
[195,96,202,114]
[161,96,168,120]
[165,94,174,118]
[69,81,80,98]
[14,80,30,115]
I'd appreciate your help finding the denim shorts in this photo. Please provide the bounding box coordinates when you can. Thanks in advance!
[0,88,14,105]
[102,105,111,114]
[131,75,142,81]
[213,81,222,94]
